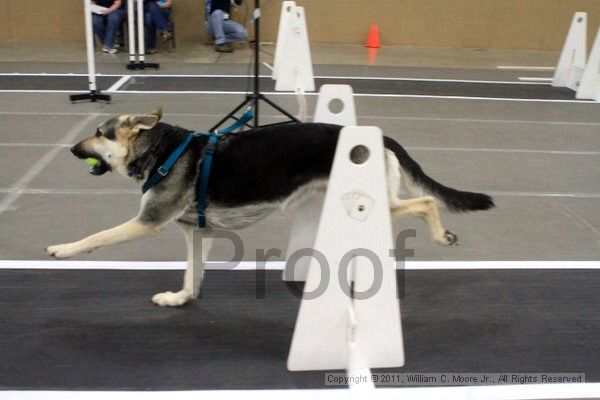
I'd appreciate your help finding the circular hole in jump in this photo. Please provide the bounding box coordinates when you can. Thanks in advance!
[350,145,370,165]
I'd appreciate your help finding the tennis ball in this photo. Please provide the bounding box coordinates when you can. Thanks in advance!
[86,157,101,167]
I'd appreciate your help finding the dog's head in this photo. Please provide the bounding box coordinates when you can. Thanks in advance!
[71,106,163,176]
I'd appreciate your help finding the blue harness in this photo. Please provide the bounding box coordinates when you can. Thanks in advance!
[141,108,254,228]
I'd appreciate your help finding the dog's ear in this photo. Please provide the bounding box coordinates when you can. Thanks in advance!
[127,114,160,133]
[148,105,164,121]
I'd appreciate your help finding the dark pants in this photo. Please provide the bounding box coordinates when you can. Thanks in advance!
[92,9,126,49]
[144,2,171,50]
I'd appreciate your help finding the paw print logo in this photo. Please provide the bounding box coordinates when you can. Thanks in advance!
[341,190,375,222]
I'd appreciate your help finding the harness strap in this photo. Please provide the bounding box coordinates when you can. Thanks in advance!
[196,135,218,228]
[142,131,196,194]
[140,108,254,227]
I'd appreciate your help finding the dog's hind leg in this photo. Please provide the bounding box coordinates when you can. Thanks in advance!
[390,196,457,246]
[152,223,213,307]
[384,150,456,246]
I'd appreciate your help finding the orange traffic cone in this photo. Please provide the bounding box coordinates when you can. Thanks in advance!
[365,25,381,48]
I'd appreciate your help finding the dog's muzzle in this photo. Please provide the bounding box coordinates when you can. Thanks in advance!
[70,143,111,176]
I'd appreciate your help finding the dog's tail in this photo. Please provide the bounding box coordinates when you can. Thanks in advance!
[384,137,495,213]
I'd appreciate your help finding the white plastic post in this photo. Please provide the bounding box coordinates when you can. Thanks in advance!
[576,27,600,101]
[274,5,315,92]
[127,0,136,62]
[283,84,358,282]
[272,1,296,81]
[83,0,97,92]
[552,12,587,90]
[287,126,404,371]
[314,84,358,126]
[136,0,146,62]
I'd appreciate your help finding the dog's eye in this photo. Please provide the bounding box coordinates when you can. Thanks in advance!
[95,129,102,138]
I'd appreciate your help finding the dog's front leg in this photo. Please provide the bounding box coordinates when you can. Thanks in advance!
[46,218,162,259]
[152,223,213,307]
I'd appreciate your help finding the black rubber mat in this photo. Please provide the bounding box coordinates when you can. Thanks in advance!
[0,269,598,390]
[122,76,580,100]
[0,75,581,100]
[0,76,119,91]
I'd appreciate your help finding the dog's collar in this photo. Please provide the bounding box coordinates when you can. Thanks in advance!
[127,132,167,180]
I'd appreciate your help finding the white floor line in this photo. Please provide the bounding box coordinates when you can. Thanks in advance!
[0,111,289,119]
[358,115,600,126]
[2,384,600,400]
[0,143,71,148]
[1,111,598,127]
[405,146,600,155]
[0,187,598,198]
[105,75,131,93]
[486,191,600,198]
[350,93,594,103]
[0,260,598,270]
[0,90,87,93]
[0,114,98,216]
[497,66,555,71]
[2,142,597,156]
[518,77,553,82]
[0,188,139,195]
[0,72,551,85]
[315,75,551,85]
[107,90,595,104]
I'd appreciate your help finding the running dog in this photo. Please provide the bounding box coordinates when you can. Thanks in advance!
[46,107,494,307]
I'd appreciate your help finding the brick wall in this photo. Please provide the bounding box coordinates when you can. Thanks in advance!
[1,0,600,51]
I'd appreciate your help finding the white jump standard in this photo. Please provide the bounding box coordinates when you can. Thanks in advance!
[69,0,111,103]
[126,0,159,70]
[552,11,600,101]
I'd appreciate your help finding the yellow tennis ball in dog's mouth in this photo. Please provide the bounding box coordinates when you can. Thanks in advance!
[86,157,101,168]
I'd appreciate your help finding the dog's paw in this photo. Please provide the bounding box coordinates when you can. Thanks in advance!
[46,243,79,259]
[436,230,458,246]
[152,290,192,307]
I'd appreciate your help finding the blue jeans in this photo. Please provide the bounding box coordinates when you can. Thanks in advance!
[205,9,247,45]
[144,2,171,50]
[92,9,125,49]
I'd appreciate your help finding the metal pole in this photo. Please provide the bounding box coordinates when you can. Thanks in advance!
[70,0,110,102]
[137,0,146,63]
[127,0,136,63]
[83,0,97,92]
[253,0,260,127]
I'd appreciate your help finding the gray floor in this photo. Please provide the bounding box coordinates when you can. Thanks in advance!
[0,63,599,263]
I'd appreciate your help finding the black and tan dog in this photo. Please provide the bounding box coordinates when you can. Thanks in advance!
[46,107,494,307]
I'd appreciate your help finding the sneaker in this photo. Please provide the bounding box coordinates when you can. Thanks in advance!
[101,46,118,54]
[215,43,233,53]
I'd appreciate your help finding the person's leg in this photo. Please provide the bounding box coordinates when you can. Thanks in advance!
[148,2,170,32]
[222,20,247,43]
[144,9,156,50]
[104,10,125,49]
[92,13,106,44]
[208,9,227,45]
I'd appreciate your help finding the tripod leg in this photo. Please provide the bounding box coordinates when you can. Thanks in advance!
[260,95,300,122]
[209,96,252,132]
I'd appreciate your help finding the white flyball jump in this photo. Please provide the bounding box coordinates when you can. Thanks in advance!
[552,12,587,91]
[272,1,315,93]
[577,26,600,101]
[285,86,404,374]
[552,12,600,101]
[284,85,358,282]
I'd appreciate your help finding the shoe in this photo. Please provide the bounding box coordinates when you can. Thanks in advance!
[160,30,173,43]
[101,46,118,54]
[147,48,158,54]
[215,43,233,53]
